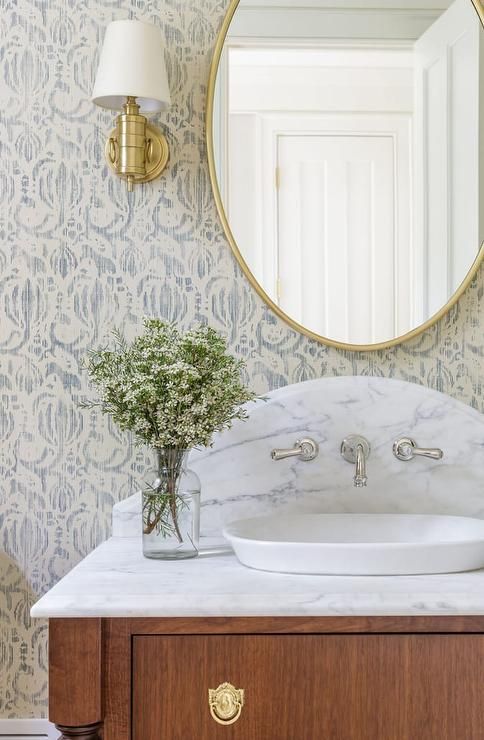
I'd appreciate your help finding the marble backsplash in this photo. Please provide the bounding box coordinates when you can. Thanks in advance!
[114,377,484,539]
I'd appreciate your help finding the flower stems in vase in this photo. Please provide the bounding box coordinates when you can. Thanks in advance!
[81,319,256,560]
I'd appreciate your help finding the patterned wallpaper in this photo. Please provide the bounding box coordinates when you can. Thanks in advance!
[0,0,482,719]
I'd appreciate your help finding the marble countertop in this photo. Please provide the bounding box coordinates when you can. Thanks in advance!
[31,536,484,618]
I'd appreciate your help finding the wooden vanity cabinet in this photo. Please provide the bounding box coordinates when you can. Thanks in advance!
[49,616,484,740]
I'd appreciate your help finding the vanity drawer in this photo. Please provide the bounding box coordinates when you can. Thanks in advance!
[132,634,484,740]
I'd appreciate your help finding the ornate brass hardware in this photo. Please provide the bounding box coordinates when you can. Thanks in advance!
[208,682,244,725]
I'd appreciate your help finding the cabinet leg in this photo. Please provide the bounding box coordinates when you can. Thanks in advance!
[55,723,102,740]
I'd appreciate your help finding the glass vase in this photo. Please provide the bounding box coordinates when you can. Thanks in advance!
[142,448,200,560]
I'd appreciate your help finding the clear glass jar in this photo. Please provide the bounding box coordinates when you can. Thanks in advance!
[142,448,200,560]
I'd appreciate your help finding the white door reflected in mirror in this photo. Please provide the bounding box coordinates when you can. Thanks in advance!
[211,0,484,347]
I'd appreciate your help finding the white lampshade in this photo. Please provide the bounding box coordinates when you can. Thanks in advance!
[92,20,171,113]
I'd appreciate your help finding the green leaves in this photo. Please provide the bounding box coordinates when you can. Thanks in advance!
[82,319,257,449]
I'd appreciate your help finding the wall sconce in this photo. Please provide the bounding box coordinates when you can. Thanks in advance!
[92,20,171,192]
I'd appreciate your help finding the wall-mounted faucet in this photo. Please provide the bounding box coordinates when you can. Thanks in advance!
[341,435,371,487]
[271,438,319,462]
[393,437,444,462]
[272,434,442,480]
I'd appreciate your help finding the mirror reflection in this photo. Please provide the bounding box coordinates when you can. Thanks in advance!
[212,0,483,346]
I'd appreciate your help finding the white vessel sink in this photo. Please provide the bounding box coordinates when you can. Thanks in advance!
[223,514,484,575]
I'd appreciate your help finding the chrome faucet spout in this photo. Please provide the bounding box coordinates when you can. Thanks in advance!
[354,444,367,488]
[341,435,371,488]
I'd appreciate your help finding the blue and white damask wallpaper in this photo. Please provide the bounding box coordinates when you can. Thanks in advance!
[0,0,482,718]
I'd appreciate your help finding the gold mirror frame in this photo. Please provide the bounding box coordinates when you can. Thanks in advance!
[207,0,484,352]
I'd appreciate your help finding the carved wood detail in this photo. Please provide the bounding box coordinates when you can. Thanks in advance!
[55,723,103,740]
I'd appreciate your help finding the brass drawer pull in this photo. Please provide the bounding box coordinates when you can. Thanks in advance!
[209,682,244,725]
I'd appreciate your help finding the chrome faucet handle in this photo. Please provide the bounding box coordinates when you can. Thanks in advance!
[271,438,319,462]
[341,435,371,488]
[393,437,444,462]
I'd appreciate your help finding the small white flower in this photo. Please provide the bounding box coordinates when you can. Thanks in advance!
[82,319,257,449]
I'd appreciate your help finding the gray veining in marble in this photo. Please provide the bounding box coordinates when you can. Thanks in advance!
[33,376,484,619]
[30,536,484,618]
[113,377,484,538]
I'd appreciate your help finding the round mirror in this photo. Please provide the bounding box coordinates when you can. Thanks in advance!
[207,0,484,350]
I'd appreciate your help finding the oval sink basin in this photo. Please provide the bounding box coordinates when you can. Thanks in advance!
[223,514,484,575]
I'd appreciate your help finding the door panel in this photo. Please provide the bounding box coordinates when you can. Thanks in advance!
[277,134,397,344]
[132,634,484,740]
[413,0,482,317]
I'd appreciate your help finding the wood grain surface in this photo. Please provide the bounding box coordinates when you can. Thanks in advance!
[132,633,484,740]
